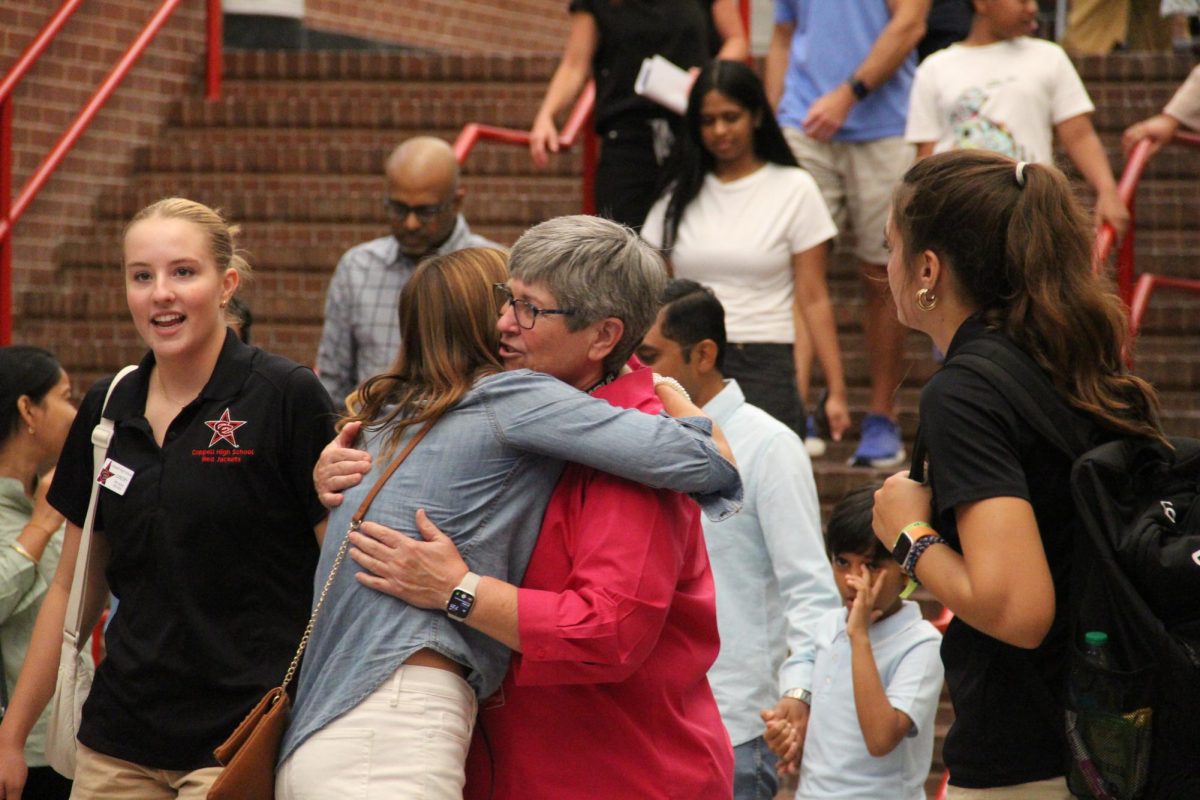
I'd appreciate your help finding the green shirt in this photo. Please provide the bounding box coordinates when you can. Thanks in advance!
[0,476,67,767]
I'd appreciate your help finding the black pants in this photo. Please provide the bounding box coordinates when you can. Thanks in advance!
[24,766,72,800]
[723,343,806,437]
[594,121,672,230]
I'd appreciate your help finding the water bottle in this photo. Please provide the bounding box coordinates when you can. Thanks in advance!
[1082,631,1112,670]
[1073,631,1115,712]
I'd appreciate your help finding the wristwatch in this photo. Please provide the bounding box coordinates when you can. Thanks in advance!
[783,688,812,705]
[847,76,871,101]
[446,571,481,621]
[892,525,916,568]
[891,521,935,567]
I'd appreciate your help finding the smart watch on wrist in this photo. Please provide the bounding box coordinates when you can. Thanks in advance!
[446,571,481,621]
[891,522,929,567]
[847,76,871,101]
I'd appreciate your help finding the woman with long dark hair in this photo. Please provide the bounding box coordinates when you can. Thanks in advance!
[642,59,850,452]
[0,347,77,800]
[872,151,1162,798]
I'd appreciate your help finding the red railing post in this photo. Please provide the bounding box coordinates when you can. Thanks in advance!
[206,0,223,101]
[1,97,12,345]
[581,127,598,216]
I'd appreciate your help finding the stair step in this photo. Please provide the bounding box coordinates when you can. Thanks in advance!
[173,93,544,130]
[221,50,560,82]
[1073,52,1198,82]
[135,130,582,176]
[102,177,579,225]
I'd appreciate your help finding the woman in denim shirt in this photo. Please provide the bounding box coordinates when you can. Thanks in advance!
[277,247,739,799]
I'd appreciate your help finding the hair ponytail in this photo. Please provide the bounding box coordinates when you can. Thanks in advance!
[895,151,1164,444]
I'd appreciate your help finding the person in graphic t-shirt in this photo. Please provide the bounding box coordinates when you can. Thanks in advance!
[906,0,1129,237]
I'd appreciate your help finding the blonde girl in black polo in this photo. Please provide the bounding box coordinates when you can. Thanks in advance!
[0,199,334,799]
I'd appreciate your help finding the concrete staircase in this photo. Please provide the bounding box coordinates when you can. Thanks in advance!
[15,47,1200,799]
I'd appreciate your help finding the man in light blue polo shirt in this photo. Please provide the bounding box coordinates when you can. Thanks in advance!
[636,280,841,800]
[765,0,930,468]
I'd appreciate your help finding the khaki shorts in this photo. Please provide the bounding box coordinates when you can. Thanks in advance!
[71,744,223,800]
[783,128,914,265]
[946,776,1071,800]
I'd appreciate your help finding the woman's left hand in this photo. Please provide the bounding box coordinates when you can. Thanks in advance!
[349,510,468,609]
[872,471,933,552]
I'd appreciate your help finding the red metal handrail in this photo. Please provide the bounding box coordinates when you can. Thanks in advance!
[454,82,598,215]
[1093,131,1200,353]
[1094,131,1200,299]
[0,0,223,345]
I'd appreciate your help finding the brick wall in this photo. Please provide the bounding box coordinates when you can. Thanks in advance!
[304,0,569,54]
[1,0,208,346]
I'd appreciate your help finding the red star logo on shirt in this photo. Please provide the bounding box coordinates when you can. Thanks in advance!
[96,461,115,486]
[204,408,247,448]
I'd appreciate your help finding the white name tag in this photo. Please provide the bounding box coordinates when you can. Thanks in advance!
[97,458,134,496]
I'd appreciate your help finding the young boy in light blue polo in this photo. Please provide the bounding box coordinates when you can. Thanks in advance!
[763,484,944,799]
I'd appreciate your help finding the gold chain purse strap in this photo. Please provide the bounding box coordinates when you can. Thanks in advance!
[278,420,435,693]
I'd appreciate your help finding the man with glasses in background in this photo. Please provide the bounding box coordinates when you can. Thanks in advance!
[315,136,499,406]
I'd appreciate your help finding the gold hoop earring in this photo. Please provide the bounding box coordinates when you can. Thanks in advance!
[916,288,937,311]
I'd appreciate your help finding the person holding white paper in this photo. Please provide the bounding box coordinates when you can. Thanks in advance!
[529,0,747,228]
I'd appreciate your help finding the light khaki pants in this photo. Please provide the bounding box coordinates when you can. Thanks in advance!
[70,744,222,800]
[947,776,1071,800]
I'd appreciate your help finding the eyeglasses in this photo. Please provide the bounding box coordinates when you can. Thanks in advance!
[383,197,455,222]
[493,283,577,330]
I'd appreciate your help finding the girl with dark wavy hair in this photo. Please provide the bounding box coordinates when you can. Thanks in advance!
[871,150,1161,798]
[642,59,850,454]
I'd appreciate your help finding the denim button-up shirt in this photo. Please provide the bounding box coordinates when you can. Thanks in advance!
[279,368,742,763]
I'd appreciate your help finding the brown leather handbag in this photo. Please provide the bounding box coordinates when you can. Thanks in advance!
[207,422,434,800]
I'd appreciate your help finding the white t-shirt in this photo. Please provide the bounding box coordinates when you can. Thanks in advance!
[905,37,1094,164]
[641,163,837,343]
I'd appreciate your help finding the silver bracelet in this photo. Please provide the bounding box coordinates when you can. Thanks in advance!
[652,374,691,402]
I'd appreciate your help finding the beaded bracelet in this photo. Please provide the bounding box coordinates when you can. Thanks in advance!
[902,533,949,582]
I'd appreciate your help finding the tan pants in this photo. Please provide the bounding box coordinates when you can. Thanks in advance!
[946,776,1071,800]
[1064,0,1172,54]
[70,744,222,800]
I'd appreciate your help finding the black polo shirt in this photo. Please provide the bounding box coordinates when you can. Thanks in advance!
[48,330,336,770]
[921,316,1100,788]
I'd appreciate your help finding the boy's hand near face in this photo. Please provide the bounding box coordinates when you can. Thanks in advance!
[845,564,885,640]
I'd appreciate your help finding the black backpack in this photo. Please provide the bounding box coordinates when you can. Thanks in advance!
[926,336,1200,799]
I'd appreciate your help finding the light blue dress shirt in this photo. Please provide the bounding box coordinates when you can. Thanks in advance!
[701,380,841,746]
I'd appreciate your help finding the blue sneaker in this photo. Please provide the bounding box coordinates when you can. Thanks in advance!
[848,414,906,468]
[804,415,827,458]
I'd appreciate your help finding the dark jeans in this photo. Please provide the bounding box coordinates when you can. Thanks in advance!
[24,766,72,800]
[594,121,671,230]
[724,342,806,436]
[733,736,779,800]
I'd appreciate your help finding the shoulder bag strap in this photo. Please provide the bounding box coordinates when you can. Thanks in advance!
[278,420,435,692]
[62,365,139,651]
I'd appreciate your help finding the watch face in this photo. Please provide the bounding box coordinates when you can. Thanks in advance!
[447,589,475,620]
[891,534,912,567]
